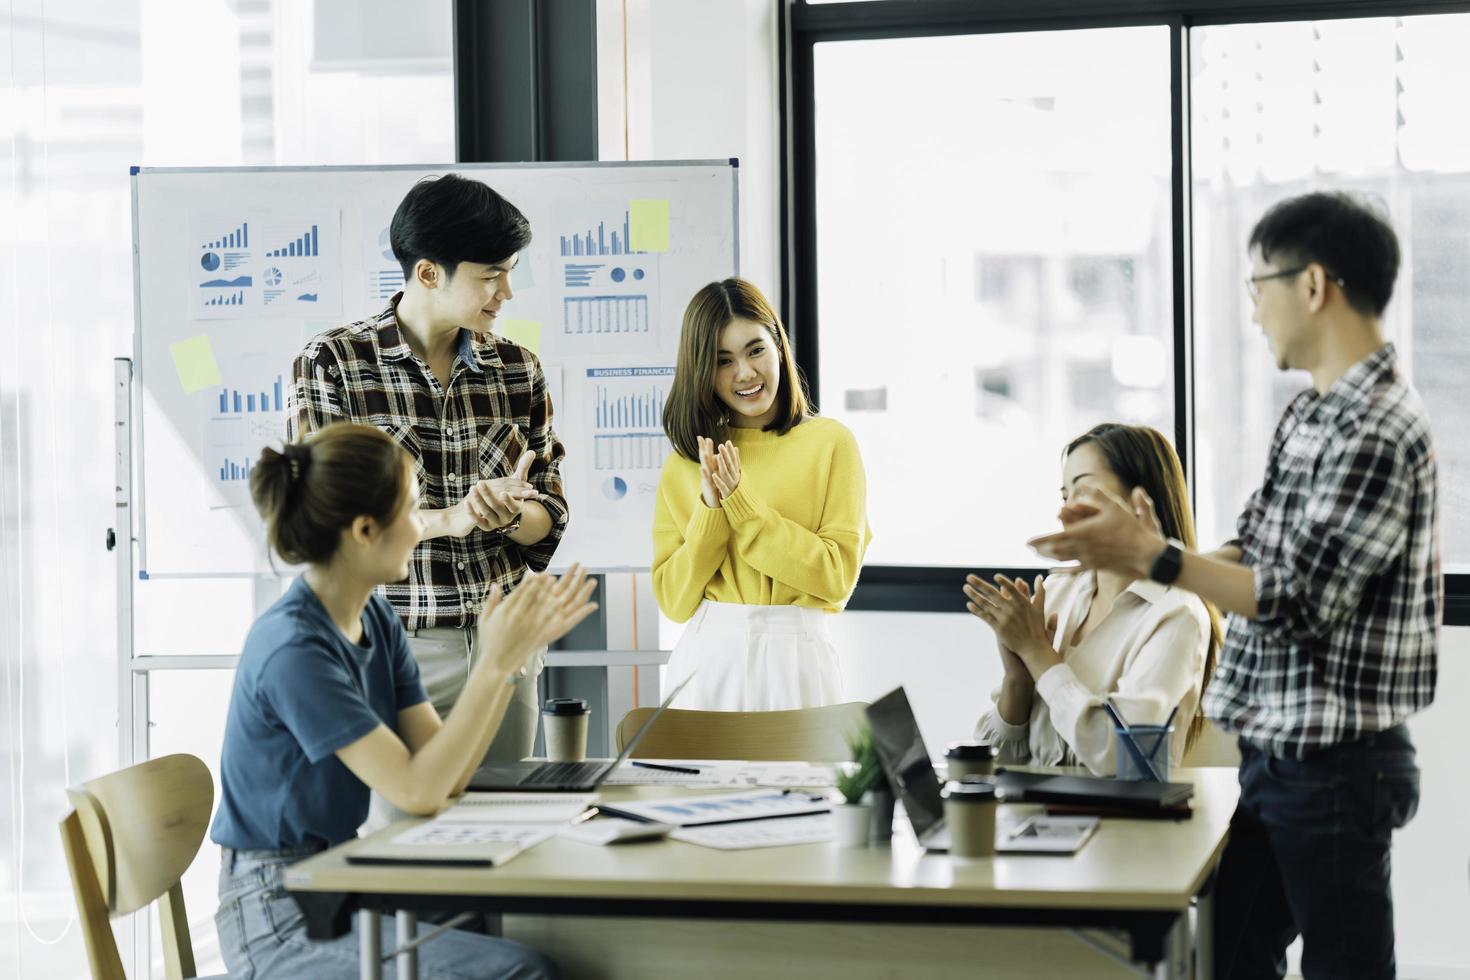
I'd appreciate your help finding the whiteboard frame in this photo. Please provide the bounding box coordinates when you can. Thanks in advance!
[130,159,740,577]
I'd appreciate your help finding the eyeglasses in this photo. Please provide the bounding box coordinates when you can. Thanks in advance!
[1245,266,1347,303]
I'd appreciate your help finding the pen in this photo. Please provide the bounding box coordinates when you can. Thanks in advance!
[631,761,703,775]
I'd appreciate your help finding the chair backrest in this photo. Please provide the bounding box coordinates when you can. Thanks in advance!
[615,702,869,762]
[1182,717,1242,768]
[59,753,215,980]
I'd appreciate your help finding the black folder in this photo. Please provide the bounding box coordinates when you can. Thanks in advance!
[988,769,1195,816]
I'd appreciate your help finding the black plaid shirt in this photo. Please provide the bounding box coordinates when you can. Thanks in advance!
[287,296,568,629]
[1203,344,1440,759]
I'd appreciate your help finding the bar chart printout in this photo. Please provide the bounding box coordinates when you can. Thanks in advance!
[559,209,641,257]
[556,206,661,351]
[584,366,674,518]
[205,370,289,510]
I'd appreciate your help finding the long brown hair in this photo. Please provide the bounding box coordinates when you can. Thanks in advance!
[252,423,410,566]
[663,278,812,461]
[1063,423,1222,753]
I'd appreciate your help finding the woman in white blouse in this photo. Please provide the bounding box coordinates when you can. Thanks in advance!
[964,424,1220,775]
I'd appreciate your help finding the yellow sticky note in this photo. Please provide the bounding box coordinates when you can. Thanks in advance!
[170,334,223,393]
[629,199,670,253]
[499,318,542,355]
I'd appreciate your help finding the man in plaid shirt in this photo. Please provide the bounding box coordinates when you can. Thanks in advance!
[1028,192,1439,979]
[289,174,569,776]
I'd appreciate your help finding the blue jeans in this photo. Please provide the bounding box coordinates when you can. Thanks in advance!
[215,847,558,980]
[1212,726,1420,979]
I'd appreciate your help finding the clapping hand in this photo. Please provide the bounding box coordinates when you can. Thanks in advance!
[1031,485,1166,578]
[464,450,538,532]
[696,436,742,507]
[696,436,721,509]
[963,573,1060,680]
[475,564,599,677]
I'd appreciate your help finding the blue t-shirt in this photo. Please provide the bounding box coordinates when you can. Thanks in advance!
[210,577,429,850]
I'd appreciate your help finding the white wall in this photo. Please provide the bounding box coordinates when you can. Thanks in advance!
[597,0,781,305]
[613,5,1470,977]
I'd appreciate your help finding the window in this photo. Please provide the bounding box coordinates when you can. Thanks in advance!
[1191,14,1470,574]
[0,2,454,977]
[789,2,1470,616]
[808,26,1174,569]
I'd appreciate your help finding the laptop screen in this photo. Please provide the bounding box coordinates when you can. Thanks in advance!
[865,687,945,838]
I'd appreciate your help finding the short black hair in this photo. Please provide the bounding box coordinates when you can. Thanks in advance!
[389,173,532,279]
[1248,191,1401,317]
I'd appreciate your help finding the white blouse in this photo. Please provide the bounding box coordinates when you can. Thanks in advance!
[975,569,1211,776]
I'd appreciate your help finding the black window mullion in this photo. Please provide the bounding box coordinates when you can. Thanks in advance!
[1170,18,1197,511]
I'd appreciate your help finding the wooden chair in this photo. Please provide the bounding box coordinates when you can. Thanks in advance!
[616,702,869,762]
[59,753,223,980]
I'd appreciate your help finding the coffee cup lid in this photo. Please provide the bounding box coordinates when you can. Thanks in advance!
[542,698,589,716]
[946,740,997,760]
[942,779,997,801]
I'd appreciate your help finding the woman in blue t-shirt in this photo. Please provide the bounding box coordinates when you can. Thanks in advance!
[211,423,594,979]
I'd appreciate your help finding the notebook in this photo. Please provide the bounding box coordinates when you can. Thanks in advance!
[347,822,554,867]
[990,770,1195,814]
[345,793,598,867]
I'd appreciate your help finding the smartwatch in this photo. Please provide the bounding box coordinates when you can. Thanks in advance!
[1148,538,1186,585]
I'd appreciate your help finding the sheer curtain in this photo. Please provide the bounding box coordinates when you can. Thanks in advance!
[0,1,453,975]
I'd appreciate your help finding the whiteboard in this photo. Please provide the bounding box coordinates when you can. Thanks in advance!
[131,161,739,576]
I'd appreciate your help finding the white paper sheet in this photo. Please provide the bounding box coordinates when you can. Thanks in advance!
[390,822,554,849]
[671,814,834,850]
[445,792,598,824]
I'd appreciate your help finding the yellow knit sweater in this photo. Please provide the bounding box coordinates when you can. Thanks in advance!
[652,416,871,623]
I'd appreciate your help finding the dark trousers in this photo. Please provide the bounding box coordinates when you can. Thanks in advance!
[1212,725,1420,979]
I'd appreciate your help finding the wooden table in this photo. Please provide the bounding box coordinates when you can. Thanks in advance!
[287,767,1238,980]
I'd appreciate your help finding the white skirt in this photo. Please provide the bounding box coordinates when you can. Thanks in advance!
[665,600,843,711]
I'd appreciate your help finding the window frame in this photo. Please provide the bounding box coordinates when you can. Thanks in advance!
[781,0,1470,624]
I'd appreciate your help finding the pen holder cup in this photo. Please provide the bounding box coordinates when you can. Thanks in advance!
[1113,724,1173,782]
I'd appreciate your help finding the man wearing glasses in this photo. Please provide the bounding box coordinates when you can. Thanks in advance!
[1028,191,1440,979]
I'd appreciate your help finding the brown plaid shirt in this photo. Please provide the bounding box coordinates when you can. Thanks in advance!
[287,295,568,629]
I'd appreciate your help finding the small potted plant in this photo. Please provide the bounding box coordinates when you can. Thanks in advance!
[833,725,881,847]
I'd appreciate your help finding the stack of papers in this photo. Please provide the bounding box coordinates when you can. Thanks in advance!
[598,788,830,827]
[601,760,835,789]
[671,814,833,850]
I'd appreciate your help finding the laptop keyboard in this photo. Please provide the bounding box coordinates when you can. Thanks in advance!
[521,761,606,786]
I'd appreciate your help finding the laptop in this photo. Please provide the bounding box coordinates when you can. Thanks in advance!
[467,674,693,792]
[866,687,1162,853]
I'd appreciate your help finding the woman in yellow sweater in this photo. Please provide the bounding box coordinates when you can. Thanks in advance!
[653,278,870,710]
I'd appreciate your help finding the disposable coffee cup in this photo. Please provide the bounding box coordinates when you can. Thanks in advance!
[942,780,998,860]
[1114,724,1173,782]
[946,740,997,779]
[542,698,590,762]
